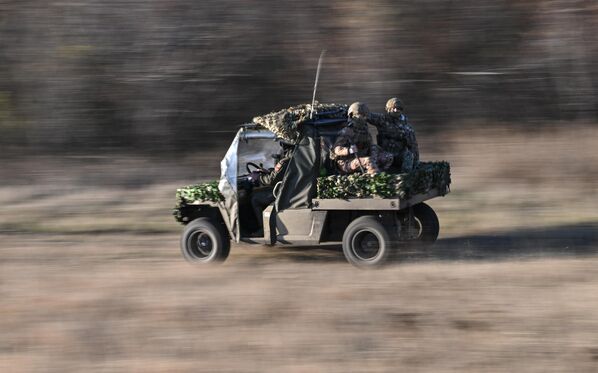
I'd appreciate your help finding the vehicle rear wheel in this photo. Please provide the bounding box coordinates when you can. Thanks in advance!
[342,216,391,268]
[402,202,439,244]
[180,218,230,264]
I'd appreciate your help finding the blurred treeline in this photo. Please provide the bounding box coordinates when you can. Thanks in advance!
[1,0,597,153]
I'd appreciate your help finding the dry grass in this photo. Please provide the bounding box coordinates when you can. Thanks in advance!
[1,125,598,372]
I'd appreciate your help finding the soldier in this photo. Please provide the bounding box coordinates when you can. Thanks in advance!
[332,102,393,175]
[248,143,293,234]
[369,97,419,173]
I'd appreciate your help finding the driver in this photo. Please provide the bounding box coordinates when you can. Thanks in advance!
[248,143,293,234]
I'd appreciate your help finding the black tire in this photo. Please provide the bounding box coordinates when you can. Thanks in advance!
[342,216,392,268]
[403,202,439,244]
[180,218,230,264]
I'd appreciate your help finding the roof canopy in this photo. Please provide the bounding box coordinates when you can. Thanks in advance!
[252,102,348,142]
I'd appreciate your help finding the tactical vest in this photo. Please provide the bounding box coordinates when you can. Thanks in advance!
[377,118,405,156]
[351,122,372,156]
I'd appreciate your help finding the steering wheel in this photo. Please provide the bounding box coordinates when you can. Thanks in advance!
[246,162,269,174]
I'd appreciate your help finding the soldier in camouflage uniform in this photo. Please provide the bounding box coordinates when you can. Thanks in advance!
[248,143,293,234]
[332,102,393,175]
[369,97,419,173]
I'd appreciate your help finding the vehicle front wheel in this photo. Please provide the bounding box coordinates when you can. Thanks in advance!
[342,216,392,268]
[180,218,230,264]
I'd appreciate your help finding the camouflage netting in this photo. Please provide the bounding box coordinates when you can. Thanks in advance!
[317,161,451,200]
[173,162,450,223]
[252,102,348,141]
[173,181,223,223]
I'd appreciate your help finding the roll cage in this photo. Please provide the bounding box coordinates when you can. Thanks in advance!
[218,114,348,242]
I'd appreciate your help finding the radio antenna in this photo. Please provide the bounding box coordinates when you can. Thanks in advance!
[310,49,326,119]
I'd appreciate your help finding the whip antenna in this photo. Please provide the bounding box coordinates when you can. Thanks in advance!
[310,49,327,119]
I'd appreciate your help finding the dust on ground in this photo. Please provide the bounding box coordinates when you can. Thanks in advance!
[1,125,598,372]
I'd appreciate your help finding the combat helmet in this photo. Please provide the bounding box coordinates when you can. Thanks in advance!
[347,102,369,118]
[385,97,404,113]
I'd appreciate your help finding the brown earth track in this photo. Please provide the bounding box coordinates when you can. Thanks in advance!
[2,231,598,372]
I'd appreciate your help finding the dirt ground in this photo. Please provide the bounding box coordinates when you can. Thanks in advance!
[2,125,598,372]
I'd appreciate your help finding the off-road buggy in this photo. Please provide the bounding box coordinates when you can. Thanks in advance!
[174,103,451,268]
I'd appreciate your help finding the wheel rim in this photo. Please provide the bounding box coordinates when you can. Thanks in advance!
[187,230,215,260]
[351,230,381,261]
[405,217,423,240]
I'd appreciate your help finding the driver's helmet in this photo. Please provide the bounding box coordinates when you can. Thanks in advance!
[347,102,369,119]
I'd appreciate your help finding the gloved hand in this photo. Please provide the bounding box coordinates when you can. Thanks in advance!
[247,171,262,186]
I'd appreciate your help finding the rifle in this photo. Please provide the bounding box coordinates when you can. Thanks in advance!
[346,121,366,173]
[352,145,366,173]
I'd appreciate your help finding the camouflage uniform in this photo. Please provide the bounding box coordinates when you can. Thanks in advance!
[250,148,292,231]
[332,118,393,175]
[369,99,419,173]
[258,153,291,186]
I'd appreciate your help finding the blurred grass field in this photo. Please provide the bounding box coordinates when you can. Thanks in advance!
[1,124,597,236]
[1,125,598,372]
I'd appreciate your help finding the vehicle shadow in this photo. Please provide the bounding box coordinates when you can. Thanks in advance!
[272,222,598,264]
[258,244,345,263]
[402,222,598,263]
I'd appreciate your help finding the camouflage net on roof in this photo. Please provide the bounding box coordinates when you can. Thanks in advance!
[252,102,348,141]
[173,181,223,223]
[316,161,451,200]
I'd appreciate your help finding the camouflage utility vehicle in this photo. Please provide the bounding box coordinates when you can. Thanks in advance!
[174,103,451,268]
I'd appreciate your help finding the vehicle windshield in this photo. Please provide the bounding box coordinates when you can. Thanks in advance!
[218,128,281,241]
